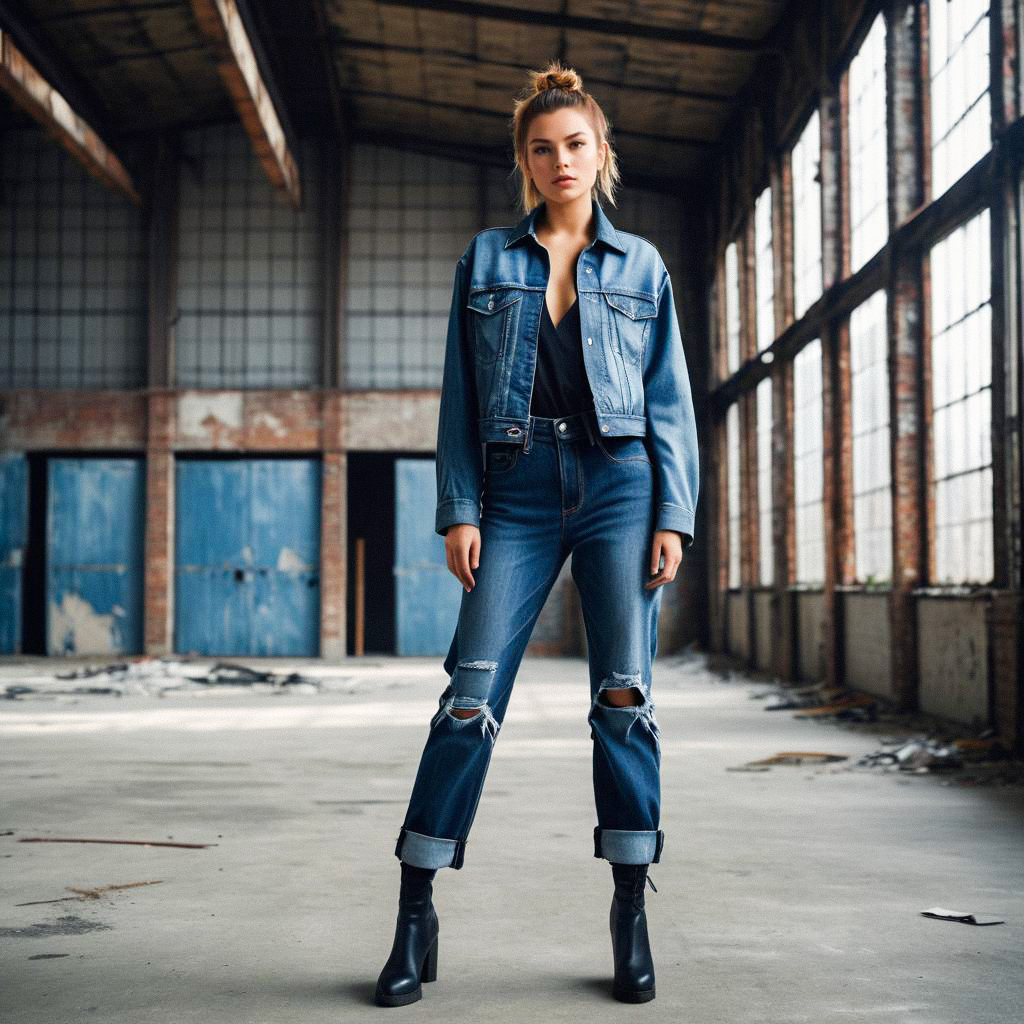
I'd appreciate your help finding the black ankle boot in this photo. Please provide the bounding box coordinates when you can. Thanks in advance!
[374,862,440,1007]
[609,862,657,1003]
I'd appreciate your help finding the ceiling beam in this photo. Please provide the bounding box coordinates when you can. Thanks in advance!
[331,37,733,105]
[190,0,301,205]
[348,88,715,148]
[374,0,765,52]
[0,28,140,203]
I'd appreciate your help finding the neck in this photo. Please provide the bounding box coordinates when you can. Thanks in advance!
[537,193,595,243]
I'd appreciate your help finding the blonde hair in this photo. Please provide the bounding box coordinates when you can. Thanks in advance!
[510,61,620,213]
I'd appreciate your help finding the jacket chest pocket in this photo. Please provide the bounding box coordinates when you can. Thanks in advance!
[467,288,524,366]
[601,292,658,365]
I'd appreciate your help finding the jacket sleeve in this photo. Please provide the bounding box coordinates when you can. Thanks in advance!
[434,253,485,536]
[642,267,699,547]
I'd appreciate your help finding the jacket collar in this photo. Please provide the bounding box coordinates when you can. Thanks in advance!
[503,197,626,254]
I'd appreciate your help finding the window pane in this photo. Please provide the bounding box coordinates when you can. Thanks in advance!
[793,339,824,584]
[929,0,991,198]
[727,402,742,588]
[848,14,888,272]
[929,208,993,583]
[754,186,775,350]
[792,110,823,320]
[756,376,774,584]
[725,240,741,374]
[850,290,891,582]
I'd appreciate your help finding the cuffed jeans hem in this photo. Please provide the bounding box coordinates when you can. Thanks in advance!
[593,826,665,864]
[395,826,467,869]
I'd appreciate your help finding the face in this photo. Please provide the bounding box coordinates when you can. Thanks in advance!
[524,107,607,206]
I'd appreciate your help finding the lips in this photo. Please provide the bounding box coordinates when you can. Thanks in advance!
[554,176,575,184]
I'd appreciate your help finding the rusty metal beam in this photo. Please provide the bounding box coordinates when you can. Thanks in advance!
[374,0,765,52]
[0,29,140,204]
[190,0,301,206]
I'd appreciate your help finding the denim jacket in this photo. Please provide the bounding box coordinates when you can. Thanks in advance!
[435,198,699,546]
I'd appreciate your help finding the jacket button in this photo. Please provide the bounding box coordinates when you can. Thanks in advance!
[585,267,593,274]
[487,298,495,309]
[601,425,609,432]
[558,422,567,432]
[587,337,593,345]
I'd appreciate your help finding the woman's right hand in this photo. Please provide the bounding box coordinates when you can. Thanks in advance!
[444,524,481,591]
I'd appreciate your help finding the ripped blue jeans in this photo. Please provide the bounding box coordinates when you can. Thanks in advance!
[395,410,665,870]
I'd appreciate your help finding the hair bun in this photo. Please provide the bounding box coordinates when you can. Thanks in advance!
[531,62,583,96]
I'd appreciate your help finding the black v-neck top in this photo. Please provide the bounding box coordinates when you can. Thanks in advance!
[528,296,596,418]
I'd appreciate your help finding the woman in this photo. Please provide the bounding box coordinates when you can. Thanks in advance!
[375,61,699,1007]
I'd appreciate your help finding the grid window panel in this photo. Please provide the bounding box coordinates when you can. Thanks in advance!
[929,208,993,583]
[850,289,891,583]
[175,123,322,388]
[792,110,823,321]
[0,128,147,388]
[793,339,825,585]
[756,376,774,585]
[929,0,991,199]
[848,13,888,273]
[754,186,774,351]
[344,143,480,389]
[727,402,742,589]
[724,240,741,374]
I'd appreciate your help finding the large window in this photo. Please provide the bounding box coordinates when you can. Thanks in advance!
[929,208,993,583]
[793,339,825,585]
[756,377,774,585]
[792,110,823,321]
[848,13,888,272]
[929,0,991,199]
[850,290,891,583]
[176,124,322,388]
[724,240,742,374]
[727,402,742,589]
[0,128,147,389]
[754,186,775,350]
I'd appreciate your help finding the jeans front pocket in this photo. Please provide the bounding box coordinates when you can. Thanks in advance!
[595,435,651,465]
[484,442,521,475]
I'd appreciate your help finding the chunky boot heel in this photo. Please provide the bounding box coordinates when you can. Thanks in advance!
[375,863,440,1007]
[420,936,438,983]
[609,862,657,1003]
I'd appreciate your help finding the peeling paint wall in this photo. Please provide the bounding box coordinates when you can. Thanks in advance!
[844,592,893,699]
[918,598,989,726]
[796,591,826,682]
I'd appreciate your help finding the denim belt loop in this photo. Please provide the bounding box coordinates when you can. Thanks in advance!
[523,416,536,454]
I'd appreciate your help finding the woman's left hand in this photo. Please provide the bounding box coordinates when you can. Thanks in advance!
[644,530,683,589]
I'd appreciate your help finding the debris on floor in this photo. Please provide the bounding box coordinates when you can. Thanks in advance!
[16,879,164,907]
[855,736,964,772]
[18,836,213,849]
[921,906,1005,926]
[1,656,358,700]
[750,681,878,720]
[728,751,850,771]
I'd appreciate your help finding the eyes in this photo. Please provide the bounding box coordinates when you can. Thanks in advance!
[531,140,587,155]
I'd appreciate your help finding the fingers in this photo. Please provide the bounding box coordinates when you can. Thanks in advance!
[645,535,681,589]
[444,528,479,591]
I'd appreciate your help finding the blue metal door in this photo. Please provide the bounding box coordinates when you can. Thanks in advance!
[0,454,28,654]
[47,458,145,655]
[394,458,462,655]
[175,458,321,656]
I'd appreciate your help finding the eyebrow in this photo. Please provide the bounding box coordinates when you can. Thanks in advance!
[528,131,587,144]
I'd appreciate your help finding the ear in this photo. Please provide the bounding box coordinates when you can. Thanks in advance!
[597,139,608,170]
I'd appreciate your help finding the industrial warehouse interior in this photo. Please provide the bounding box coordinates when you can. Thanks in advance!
[1,0,1023,1020]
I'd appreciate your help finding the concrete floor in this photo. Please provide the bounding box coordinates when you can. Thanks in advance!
[1,652,1022,1023]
